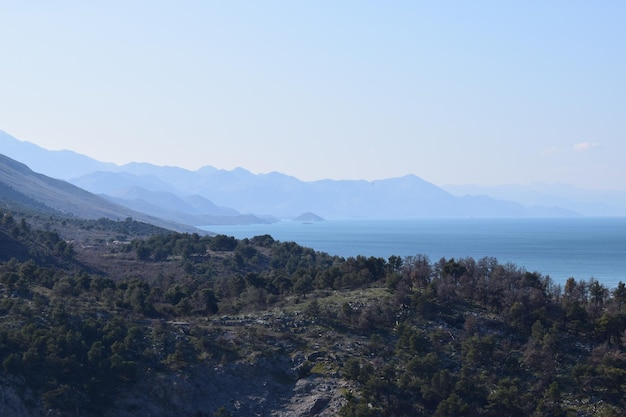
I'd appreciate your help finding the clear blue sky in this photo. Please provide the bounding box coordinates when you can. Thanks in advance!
[1,1,624,189]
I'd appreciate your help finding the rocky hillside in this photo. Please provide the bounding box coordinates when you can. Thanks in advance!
[0,208,624,416]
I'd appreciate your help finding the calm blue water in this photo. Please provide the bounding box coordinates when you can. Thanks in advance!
[202,218,626,289]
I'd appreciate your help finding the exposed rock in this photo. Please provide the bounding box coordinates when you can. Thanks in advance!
[104,354,349,417]
[275,375,348,417]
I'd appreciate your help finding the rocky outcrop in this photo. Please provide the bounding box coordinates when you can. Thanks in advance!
[276,375,349,417]
[105,355,349,417]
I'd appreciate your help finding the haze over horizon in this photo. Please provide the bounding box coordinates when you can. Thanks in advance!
[1,2,624,190]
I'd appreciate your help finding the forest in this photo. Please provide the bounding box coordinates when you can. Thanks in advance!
[0,209,625,416]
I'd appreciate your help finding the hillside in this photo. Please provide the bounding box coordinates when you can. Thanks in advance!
[0,153,200,233]
[0,206,624,416]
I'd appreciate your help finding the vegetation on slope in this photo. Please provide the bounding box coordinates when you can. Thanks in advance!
[0,210,624,416]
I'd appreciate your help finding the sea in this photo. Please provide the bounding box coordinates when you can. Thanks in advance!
[201,218,626,290]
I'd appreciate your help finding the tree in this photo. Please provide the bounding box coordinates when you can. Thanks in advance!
[434,393,469,417]
[136,243,151,261]
[210,235,237,251]
[293,274,313,298]
[486,377,527,417]
[193,288,218,315]
[612,281,626,312]
[387,255,403,274]
[589,279,608,307]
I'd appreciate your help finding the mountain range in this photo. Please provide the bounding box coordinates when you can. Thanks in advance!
[3,130,617,228]
[442,183,626,217]
[0,152,199,233]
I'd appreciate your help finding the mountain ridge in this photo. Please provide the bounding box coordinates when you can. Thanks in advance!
[443,183,626,217]
[0,153,200,233]
[0,130,584,222]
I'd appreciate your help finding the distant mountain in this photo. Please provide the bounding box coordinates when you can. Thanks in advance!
[443,183,626,217]
[69,171,272,225]
[294,212,324,222]
[102,186,271,226]
[1,130,582,221]
[0,153,200,233]
[0,132,269,225]
[72,169,578,219]
[67,170,178,195]
[183,171,578,218]
[0,130,117,179]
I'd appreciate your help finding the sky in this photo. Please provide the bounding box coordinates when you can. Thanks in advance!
[1,1,625,189]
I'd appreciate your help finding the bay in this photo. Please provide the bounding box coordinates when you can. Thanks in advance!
[201,218,626,289]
